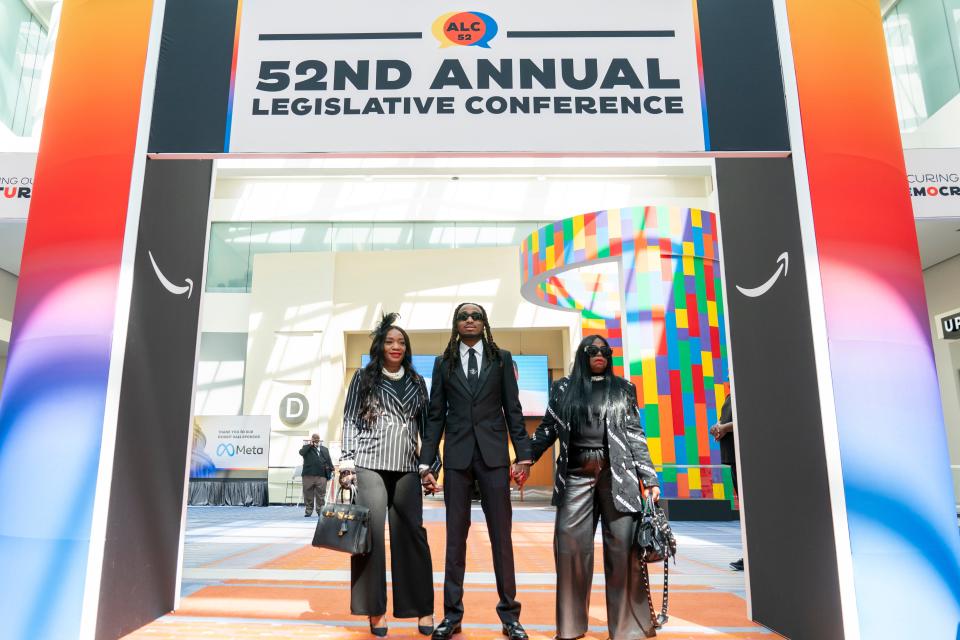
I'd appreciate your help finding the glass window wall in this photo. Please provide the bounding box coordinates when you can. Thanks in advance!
[885,0,960,131]
[206,220,553,293]
[0,0,50,137]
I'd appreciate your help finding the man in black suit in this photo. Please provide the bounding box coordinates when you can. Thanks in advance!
[711,393,743,570]
[419,303,532,640]
[299,434,333,517]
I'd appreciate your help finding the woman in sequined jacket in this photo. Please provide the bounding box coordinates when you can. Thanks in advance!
[529,334,660,640]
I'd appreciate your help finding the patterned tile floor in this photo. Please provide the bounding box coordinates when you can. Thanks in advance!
[125,501,772,639]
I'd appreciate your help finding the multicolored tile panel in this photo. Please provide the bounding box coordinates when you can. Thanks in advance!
[520,206,733,501]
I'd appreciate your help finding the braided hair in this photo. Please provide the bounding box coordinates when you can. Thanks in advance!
[440,302,501,372]
[356,312,426,422]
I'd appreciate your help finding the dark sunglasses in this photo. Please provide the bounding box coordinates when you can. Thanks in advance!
[584,345,613,359]
[457,311,484,322]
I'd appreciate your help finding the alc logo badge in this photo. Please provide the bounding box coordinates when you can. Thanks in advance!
[432,11,498,48]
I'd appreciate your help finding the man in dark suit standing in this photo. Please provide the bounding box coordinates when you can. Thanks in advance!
[711,392,743,570]
[420,303,532,640]
[299,434,333,517]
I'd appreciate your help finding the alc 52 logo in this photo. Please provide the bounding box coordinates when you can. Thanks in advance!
[432,11,498,48]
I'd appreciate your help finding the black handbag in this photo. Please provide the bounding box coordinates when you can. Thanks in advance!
[312,487,372,555]
[635,497,677,629]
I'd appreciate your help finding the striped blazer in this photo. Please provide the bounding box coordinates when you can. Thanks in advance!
[340,369,441,474]
[529,376,659,513]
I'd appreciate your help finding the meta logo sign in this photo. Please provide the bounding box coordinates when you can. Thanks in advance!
[432,11,498,48]
[280,392,309,425]
[216,443,265,456]
[942,311,960,340]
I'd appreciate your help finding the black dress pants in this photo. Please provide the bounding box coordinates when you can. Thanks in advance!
[351,467,434,618]
[554,456,656,639]
[442,446,521,624]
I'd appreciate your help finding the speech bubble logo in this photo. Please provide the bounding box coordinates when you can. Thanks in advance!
[432,11,498,48]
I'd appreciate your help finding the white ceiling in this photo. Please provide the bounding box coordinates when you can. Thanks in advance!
[0,220,26,276]
[916,218,960,269]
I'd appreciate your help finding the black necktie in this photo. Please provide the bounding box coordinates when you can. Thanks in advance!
[467,347,479,389]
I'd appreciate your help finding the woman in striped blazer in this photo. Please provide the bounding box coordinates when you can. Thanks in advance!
[529,334,661,640]
[339,313,440,637]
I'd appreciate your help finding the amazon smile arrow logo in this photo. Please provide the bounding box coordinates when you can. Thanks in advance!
[736,252,788,298]
[148,250,194,299]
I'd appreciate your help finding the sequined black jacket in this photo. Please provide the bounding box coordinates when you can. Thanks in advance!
[529,376,659,512]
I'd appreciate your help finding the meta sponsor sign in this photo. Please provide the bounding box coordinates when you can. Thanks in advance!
[0,152,36,219]
[227,0,706,153]
[194,415,271,472]
[905,148,960,218]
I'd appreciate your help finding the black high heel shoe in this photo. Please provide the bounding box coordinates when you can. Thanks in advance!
[369,616,387,637]
[417,615,435,636]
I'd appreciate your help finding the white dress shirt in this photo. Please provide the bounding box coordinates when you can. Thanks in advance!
[460,340,484,378]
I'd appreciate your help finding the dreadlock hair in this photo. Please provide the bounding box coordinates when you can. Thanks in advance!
[557,334,617,427]
[356,312,426,422]
[440,302,501,372]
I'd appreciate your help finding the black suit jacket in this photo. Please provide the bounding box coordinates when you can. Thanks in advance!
[299,444,334,479]
[529,376,659,512]
[420,347,532,470]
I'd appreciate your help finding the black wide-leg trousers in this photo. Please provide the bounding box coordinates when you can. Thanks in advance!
[350,467,434,618]
[442,447,521,624]
[555,464,656,639]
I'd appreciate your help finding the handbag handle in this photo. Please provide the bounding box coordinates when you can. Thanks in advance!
[337,486,357,504]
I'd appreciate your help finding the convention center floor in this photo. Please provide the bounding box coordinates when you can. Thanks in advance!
[125,501,774,639]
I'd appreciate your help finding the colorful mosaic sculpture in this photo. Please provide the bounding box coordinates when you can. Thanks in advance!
[520,207,733,501]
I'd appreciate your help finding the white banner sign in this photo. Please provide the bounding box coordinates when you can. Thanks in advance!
[905,148,960,219]
[0,152,35,219]
[228,0,706,153]
[192,415,271,475]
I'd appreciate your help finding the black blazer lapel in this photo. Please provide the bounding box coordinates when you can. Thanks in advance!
[451,356,472,395]
[473,354,495,397]
[399,374,421,414]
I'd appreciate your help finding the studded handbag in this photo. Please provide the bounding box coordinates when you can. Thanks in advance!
[312,487,372,555]
[635,496,677,629]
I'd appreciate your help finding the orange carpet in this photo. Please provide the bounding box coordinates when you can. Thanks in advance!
[124,507,773,639]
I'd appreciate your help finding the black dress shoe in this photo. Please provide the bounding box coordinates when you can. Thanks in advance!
[417,616,435,636]
[369,616,388,637]
[431,617,461,639]
[730,558,744,571]
[502,621,529,640]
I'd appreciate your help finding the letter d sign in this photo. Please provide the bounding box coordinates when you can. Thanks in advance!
[280,392,309,425]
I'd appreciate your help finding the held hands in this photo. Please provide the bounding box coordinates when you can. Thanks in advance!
[420,471,441,495]
[709,422,732,441]
[643,485,661,502]
[510,462,531,487]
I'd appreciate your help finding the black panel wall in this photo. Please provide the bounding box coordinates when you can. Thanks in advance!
[95,160,212,639]
[149,0,238,153]
[716,158,843,638]
[697,0,790,152]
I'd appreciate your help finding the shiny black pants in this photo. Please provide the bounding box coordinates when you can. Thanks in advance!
[554,456,656,639]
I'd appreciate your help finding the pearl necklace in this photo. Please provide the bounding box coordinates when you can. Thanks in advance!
[382,366,405,381]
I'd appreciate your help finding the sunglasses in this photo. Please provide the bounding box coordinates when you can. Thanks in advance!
[457,311,484,322]
[584,345,613,359]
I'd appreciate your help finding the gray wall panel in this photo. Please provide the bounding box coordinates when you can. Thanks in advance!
[716,157,842,638]
[95,160,212,639]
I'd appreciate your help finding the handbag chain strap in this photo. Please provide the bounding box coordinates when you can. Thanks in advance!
[639,500,670,630]
[640,556,669,630]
